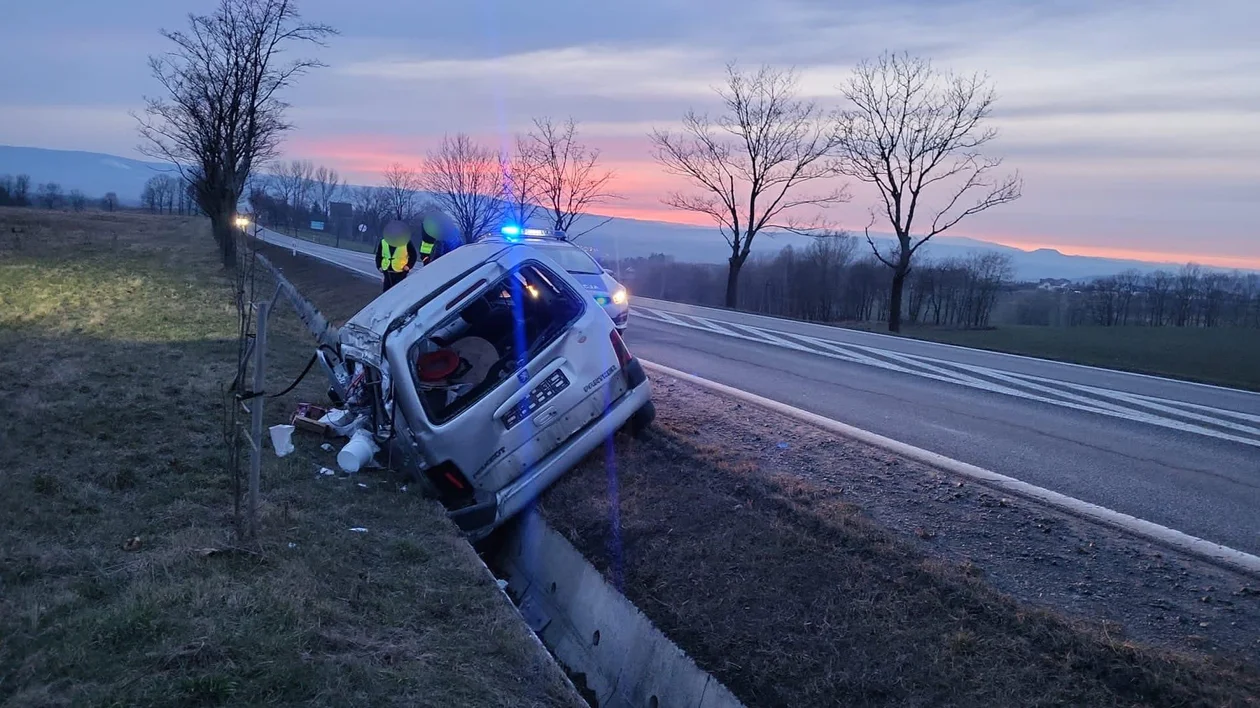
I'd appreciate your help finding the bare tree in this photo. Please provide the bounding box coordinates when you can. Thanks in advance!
[143,174,178,213]
[501,134,542,228]
[272,158,316,227]
[524,116,619,239]
[350,185,389,240]
[832,52,1022,332]
[37,182,64,209]
[312,164,340,217]
[381,162,422,220]
[650,64,849,307]
[135,0,335,266]
[421,133,505,243]
[13,175,30,207]
[102,192,120,212]
[68,190,88,212]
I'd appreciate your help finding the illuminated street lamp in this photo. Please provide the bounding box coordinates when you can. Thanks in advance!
[234,215,251,229]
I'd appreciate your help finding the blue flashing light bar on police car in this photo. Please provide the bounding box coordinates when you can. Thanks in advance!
[500,225,564,239]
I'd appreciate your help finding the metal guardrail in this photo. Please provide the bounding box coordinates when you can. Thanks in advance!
[255,252,341,350]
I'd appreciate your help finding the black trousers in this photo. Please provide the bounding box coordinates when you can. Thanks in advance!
[382,270,407,292]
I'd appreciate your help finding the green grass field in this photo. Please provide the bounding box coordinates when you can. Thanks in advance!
[0,208,579,707]
[895,324,1260,391]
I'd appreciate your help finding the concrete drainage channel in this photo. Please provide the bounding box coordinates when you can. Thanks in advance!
[487,510,744,708]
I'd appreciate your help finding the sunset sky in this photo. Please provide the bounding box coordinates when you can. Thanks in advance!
[1,0,1256,267]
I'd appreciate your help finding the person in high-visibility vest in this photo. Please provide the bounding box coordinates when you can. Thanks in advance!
[375,220,418,292]
[416,207,460,265]
[417,225,437,265]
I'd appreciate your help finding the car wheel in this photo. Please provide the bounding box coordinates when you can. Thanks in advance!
[629,400,655,438]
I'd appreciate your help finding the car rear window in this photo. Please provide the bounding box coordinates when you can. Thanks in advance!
[410,261,586,425]
[531,244,603,274]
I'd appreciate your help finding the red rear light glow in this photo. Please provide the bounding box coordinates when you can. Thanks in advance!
[610,329,632,368]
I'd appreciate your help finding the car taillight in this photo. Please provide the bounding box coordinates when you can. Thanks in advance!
[610,329,632,368]
[425,461,475,507]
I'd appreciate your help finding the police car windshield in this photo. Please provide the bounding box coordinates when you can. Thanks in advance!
[526,242,603,275]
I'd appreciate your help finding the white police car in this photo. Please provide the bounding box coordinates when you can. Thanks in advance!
[480,226,630,331]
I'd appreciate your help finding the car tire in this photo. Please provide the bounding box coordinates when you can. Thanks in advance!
[629,400,656,438]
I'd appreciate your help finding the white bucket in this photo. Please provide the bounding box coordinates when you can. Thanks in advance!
[337,428,379,473]
[268,424,295,457]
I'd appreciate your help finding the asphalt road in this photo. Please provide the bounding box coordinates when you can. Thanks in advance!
[256,228,1260,556]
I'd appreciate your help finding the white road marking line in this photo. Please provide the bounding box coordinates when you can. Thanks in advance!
[638,307,1260,447]
[636,308,830,356]
[1008,374,1260,439]
[830,341,1011,389]
[1126,396,1260,425]
[777,332,917,370]
[721,321,812,348]
[677,314,742,337]
[830,339,1260,447]
[651,310,692,327]
[641,360,1260,578]
[748,322,1260,443]
[635,297,1260,398]
[945,360,1163,418]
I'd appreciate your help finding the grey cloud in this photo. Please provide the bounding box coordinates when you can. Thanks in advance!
[994,95,1260,119]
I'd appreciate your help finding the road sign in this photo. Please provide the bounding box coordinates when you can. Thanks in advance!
[358,224,367,233]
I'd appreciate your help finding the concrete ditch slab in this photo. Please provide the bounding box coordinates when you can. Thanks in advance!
[495,510,745,708]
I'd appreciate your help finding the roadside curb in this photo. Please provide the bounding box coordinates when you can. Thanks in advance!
[642,360,1260,579]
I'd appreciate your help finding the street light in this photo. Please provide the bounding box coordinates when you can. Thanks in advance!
[234,216,251,229]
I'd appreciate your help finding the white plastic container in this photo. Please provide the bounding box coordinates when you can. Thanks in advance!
[268,424,295,457]
[337,428,379,473]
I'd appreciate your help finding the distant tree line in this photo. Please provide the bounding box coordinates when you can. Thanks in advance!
[1,173,121,214]
[254,117,619,246]
[0,174,32,207]
[617,239,1259,332]
[1016,267,1260,329]
[246,159,342,233]
[614,235,1015,329]
[141,174,200,215]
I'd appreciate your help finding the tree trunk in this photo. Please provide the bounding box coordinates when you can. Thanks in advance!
[725,257,744,308]
[211,210,237,268]
[888,267,908,333]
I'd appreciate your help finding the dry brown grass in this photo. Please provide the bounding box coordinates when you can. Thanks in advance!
[0,207,581,707]
[540,401,1260,707]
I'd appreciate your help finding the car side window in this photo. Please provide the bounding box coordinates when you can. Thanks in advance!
[409,262,585,424]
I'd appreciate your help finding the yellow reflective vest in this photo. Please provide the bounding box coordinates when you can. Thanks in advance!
[379,240,410,273]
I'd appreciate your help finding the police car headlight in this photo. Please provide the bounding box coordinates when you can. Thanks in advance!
[612,288,628,305]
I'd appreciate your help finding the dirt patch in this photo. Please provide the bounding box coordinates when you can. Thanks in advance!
[540,375,1260,707]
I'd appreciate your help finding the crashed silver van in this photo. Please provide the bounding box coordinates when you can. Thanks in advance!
[317,241,655,540]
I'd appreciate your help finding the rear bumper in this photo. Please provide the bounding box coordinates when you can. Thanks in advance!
[450,360,652,540]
